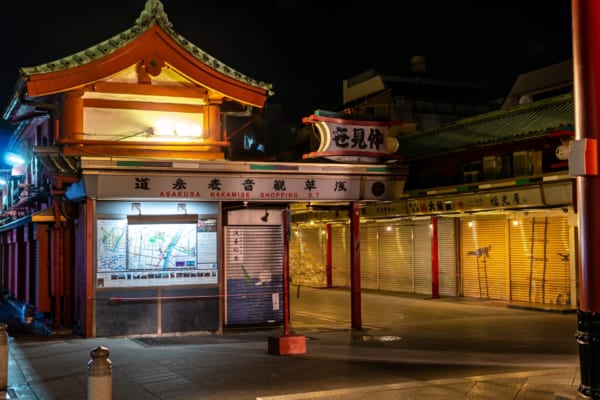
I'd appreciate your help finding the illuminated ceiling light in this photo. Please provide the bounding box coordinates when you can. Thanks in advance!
[0,178,6,186]
[5,152,25,165]
[154,118,205,139]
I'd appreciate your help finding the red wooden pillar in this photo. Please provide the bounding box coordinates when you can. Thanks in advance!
[37,224,52,313]
[24,226,31,305]
[431,216,440,299]
[52,202,63,328]
[350,201,362,330]
[85,198,95,338]
[572,1,600,398]
[9,230,16,297]
[17,226,27,301]
[62,221,74,327]
[282,209,290,335]
[0,233,6,290]
[266,208,306,355]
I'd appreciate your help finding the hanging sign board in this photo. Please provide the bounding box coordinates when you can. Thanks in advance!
[83,173,401,201]
[302,110,403,163]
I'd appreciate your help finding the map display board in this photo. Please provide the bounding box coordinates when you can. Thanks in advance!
[96,217,217,288]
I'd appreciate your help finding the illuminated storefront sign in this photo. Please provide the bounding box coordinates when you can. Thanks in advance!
[407,187,545,214]
[84,174,400,201]
[301,111,402,163]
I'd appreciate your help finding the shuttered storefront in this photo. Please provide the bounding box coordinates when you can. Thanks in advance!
[437,217,458,296]
[394,219,415,293]
[377,220,414,292]
[460,216,508,299]
[374,221,412,291]
[359,219,431,295]
[290,225,327,287]
[509,214,572,305]
[292,216,455,298]
[413,219,432,294]
[331,224,350,287]
[224,225,284,326]
[360,221,379,289]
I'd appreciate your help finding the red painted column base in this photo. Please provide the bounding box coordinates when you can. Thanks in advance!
[267,334,307,355]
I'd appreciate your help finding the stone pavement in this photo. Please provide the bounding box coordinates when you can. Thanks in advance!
[0,288,584,400]
[4,332,581,400]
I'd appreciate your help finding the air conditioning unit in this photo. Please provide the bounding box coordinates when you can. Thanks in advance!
[483,156,501,180]
[513,150,542,177]
[463,170,479,183]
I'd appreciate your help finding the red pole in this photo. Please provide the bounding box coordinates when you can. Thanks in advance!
[282,208,290,335]
[350,201,362,330]
[571,1,600,397]
[431,216,440,299]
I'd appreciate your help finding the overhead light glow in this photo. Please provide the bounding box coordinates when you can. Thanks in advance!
[5,152,25,166]
[154,118,204,139]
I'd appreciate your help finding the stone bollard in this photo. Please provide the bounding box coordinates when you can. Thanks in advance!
[0,323,7,392]
[87,346,112,400]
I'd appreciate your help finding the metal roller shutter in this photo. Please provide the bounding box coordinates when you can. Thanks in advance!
[360,221,379,289]
[373,220,416,293]
[224,226,284,326]
[377,220,411,292]
[413,219,432,295]
[509,214,571,305]
[331,224,350,287]
[438,217,458,296]
[290,225,327,287]
[460,216,508,299]
[396,221,416,293]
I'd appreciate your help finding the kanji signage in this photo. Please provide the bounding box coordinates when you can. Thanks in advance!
[301,111,403,163]
[407,186,544,215]
[84,173,398,201]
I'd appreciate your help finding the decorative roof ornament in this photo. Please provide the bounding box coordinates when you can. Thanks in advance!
[135,0,173,32]
[20,0,274,94]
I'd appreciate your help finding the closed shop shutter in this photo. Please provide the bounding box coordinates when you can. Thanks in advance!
[509,214,571,305]
[224,226,284,326]
[372,219,420,294]
[360,221,379,289]
[396,221,416,293]
[460,216,508,299]
[378,220,410,292]
[438,217,458,296]
[331,224,350,287]
[290,225,327,286]
[413,219,432,295]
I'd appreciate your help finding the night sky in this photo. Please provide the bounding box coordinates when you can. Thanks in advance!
[0,0,573,148]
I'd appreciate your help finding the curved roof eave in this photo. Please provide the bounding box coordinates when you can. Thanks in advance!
[18,0,274,102]
[398,93,574,161]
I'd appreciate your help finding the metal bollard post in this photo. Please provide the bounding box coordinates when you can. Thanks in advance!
[87,346,112,400]
[0,323,7,392]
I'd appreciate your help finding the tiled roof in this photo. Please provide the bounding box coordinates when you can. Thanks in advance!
[397,93,574,161]
[20,0,274,94]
